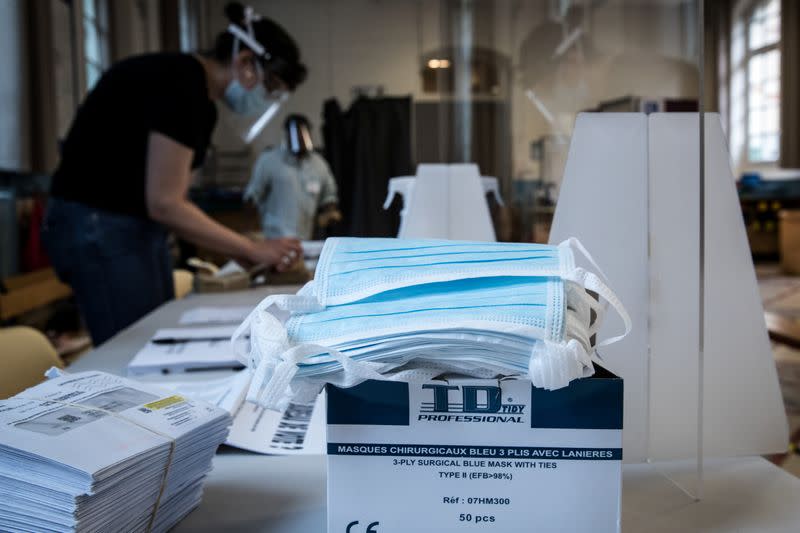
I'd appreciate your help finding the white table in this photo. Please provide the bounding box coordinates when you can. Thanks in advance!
[70,289,800,532]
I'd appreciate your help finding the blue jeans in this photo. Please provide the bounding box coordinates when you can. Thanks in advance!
[42,198,174,345]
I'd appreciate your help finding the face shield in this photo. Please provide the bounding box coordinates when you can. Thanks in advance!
[223,8,290,144]
[285,116,314,156]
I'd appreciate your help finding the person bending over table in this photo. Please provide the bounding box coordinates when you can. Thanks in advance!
[42,2,306,345]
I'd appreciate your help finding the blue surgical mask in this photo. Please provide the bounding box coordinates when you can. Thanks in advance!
[313,238,573,306]
[223,80,288,144]
[223,79,270,116]
[287,276,562,345]
[232,238,630,411]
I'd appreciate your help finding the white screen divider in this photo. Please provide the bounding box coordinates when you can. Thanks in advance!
[550,113,788,467]
[396,164,497,241]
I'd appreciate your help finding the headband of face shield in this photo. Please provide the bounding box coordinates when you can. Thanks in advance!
[231,237,631,412]
[222,7,289,144]
[284,115,314,156]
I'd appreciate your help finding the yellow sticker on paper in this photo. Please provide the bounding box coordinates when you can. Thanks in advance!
[144,395,185,410]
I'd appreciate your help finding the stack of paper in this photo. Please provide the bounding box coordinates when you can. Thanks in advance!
[127,325,246,375]
[0,370,231,532]
[155,371,326,455]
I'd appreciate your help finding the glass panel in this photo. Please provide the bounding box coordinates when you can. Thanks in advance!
[196,0,703,500]
[201,0,700,250]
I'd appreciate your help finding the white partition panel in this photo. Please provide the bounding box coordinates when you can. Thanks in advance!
[702,114,788,456]
[551,112,788,464]
[401,164,496,241]
[549,113,651,462]
[648,114,702,460]
[401,164,451,239]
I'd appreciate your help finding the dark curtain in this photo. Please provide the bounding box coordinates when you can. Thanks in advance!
[322,99,351,235]
[322,96,412,237]
[414,101,511,185]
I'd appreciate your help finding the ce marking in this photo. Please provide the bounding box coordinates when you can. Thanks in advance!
[346,520,379,533]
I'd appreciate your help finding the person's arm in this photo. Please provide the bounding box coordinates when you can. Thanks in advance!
[316,156,342,228]
[145,132,301,270]
[244,152,270,205]
[318,156,339,207]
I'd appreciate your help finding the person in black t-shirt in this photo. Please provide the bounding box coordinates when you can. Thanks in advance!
[42,3,308,345]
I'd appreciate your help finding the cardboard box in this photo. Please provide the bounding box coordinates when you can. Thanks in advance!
[195,272,250,293]
[326,366,623,532]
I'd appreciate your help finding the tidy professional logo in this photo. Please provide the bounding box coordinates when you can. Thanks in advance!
[418,384,525,423]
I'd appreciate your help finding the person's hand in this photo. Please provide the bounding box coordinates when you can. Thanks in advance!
[316,206,343,228]
[247,238,303,272]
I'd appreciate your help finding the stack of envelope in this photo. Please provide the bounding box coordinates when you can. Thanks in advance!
[0,370,231,532]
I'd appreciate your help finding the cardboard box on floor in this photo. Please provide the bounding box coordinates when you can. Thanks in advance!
[326,366,623,533]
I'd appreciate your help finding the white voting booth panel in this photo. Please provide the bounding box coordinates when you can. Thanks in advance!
[550,113,788,465]
[384,164,500,240]
[550,114,651,462]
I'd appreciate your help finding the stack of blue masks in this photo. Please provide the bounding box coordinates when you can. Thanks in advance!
[233,238,630,411]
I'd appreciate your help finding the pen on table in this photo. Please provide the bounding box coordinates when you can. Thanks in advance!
[152,335,249,345]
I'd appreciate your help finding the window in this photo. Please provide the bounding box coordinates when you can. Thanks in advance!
[82,0,110,92]
[730,0,781,165]
[179,0,200,53]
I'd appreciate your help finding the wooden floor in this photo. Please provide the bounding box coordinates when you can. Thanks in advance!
[757,263,800,478]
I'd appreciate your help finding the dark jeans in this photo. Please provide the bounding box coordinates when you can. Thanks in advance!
[42,198,174,345]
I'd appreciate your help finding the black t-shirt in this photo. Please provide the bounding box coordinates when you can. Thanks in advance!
[50,53,217,218]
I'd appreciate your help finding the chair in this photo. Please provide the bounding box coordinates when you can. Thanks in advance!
[173,269,194,300]
[0,326,64,399]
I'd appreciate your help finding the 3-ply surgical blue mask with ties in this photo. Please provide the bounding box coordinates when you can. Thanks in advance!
[223,80,271,116]
[232,237,631,411]
[313,238,570,306]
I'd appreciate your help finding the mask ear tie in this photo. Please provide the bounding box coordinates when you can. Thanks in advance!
[236,291,326,406]
[562,268,631,348]
[251,343,386,410]
[558,237,610,281]
[529,339,594,390]
[232,295,279,363]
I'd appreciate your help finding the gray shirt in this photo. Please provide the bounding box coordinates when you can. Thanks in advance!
[244,145,338,239]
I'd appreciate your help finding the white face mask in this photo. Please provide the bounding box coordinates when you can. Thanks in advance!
[232,238,631,412]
